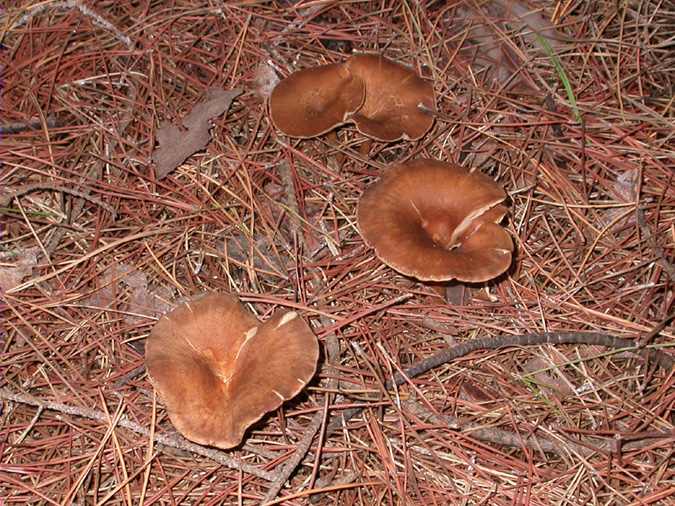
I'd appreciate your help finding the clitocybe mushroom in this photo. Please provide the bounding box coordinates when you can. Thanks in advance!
[357,159,513,283]
[269,62,365,138]
[145,292,319,449]
[269,54,434,141]
[345,54,435,141]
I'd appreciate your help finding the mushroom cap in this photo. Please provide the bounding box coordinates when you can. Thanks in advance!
[145,293,319,449]
[269,62,365,138]
[357,159,513,282]
[345,54,435,142]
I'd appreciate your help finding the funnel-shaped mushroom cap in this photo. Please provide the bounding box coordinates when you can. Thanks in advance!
[145,293,319,449]
[346,54,435,141]
[269,62,365,138]
[357,159,513,282]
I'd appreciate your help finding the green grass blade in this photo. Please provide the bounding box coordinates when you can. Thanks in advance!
[536,34,582,123]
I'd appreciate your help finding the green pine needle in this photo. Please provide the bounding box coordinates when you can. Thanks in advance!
[536,34,582,123]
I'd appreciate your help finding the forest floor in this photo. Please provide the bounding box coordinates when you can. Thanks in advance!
[1,1,674,504]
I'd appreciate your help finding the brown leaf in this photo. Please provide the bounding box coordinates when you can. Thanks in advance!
[253,62,279,100]
[602,169,639,227]
[459,379,498,403]
[451,1,565,89]
[85,263,172,323]
[126,284,172,324]
[522,357,574,398]
[498,0,564,50]
[0,248,39,292]
[151,88,242,179]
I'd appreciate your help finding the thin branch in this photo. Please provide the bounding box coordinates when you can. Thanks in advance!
[9,1,134,49]
[403,398,585,457]
[397,332,673,380]
[261,177,341,502]
[0,387,275,481]
[0,184,117,218]
[327,332,673,436]
[264,318,343,502]
[261,409,324,503]
[0,116,59,134]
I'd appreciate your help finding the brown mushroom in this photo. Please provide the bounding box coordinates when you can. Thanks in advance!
[345,54,435,141]
[357,159,513,282]
[145,292,319,449]
[269,54,434,141]
[269,62,365,138]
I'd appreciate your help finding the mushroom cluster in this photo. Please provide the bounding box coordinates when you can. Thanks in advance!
[145,293,319,449]
[270,54,435,142]
[269,54,513,285]
[146,54,515,450]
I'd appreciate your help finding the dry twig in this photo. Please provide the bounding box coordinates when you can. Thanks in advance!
[0,387,275,481]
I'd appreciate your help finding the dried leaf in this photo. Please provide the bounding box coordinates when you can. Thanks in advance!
[0,248,39,292]
[126,284,172,324]
[86,263,172,323]
[614,169,639,202]
[451,1,565,89]
[253,62,279,100]
[603,169,639,226]
[522,357,574,398]
[151,87,242,179]
[459,379,497,403]
[498,0,564,50]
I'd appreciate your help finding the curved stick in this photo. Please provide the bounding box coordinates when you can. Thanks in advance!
[328,331,673,435]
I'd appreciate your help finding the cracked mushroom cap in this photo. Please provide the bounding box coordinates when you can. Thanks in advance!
[145,293,319,449]
[357,159,513,282]
[269,62,365,138]
[345,54,435,142]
